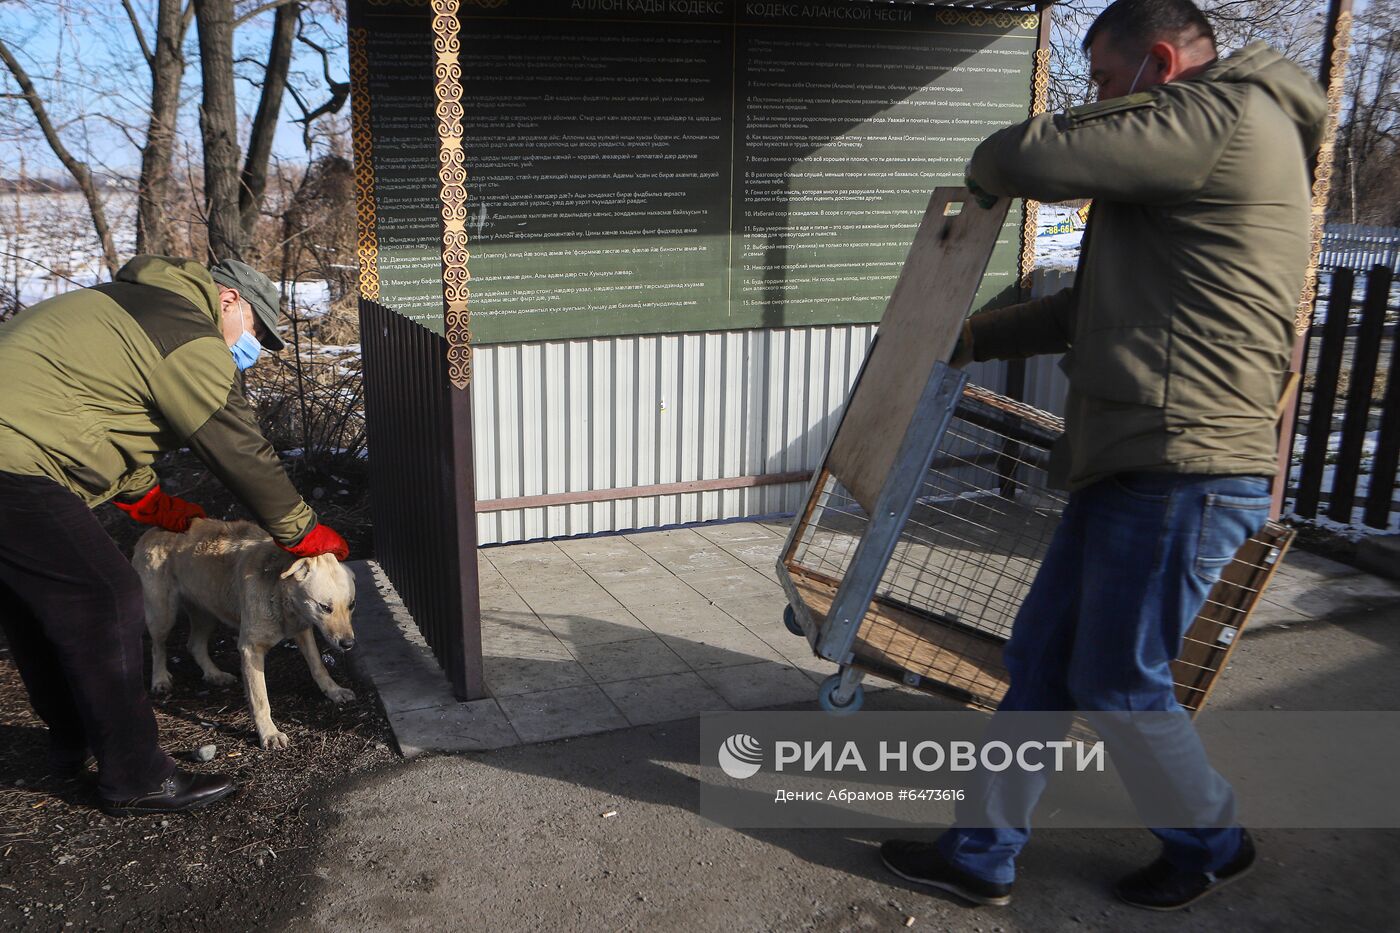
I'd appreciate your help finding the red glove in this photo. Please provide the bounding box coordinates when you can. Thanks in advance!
[115,485,206,533]
[281,523,349,561]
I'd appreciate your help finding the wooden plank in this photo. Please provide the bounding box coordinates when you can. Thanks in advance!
[789,569,1010,709]
[825,188,1010,515]
[1328,265,1390,522]
[1173,522,1294,712]
[1363,266,1400,528]
[1295,267,1353,518]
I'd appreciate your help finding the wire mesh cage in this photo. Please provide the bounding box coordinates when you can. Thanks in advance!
[778,378,1295,715]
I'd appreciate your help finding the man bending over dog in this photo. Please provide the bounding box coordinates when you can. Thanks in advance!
[0,255,349,816]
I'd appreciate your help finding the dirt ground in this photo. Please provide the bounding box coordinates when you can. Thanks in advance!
[0,620,397,933]
[0,448,390,932]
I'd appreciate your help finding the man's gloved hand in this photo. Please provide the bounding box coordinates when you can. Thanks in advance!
[950,320,975,369]
[115,485,206,533]
[281,523,350,561]
[963,162,998,210]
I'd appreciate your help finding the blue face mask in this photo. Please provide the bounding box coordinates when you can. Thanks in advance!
[229,306,262,371]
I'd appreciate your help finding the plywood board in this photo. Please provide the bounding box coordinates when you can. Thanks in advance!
[825,189,1011,514]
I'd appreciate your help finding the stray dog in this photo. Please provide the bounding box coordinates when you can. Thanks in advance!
[133,519,357,750]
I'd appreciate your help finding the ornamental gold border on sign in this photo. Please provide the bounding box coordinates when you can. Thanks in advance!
[369,0,505,6]
[1018,45,1051,294]
[432,0,473,389]
[1295,10,1352,336]
[348,28,380,302]
[936,9,1040,30]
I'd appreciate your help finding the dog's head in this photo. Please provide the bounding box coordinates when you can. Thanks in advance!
[279,553,357,651]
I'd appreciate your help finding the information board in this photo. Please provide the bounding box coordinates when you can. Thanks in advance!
[351,0,1039,341]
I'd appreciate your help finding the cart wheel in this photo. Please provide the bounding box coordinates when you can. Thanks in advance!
[783,605,803,637]
[818,674,864,715]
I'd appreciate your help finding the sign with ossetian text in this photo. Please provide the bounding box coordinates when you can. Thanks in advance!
[351,0,1037,341]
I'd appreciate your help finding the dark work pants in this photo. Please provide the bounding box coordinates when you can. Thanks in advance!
[0,471,174,799]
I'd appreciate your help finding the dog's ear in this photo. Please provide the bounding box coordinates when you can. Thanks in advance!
[280,557,314,581]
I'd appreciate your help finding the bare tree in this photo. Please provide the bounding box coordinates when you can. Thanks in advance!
[1,0,344,272]
[131,0,196,256]
[239,1,300,243]
[0,37,121,277]
[1331,0,1400,224]
[195,0,244,260]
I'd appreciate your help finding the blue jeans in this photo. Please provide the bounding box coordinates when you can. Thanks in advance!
[937,472,1272,884]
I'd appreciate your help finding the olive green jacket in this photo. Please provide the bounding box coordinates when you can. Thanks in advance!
[967,43,1327,490]
[0,255,317,545]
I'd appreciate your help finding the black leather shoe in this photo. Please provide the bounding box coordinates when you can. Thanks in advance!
[100,769,237,817]
[1115,829,1256,911]
[880,839,1013,906]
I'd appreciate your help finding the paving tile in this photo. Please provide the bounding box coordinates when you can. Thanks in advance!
[720,540,785,569]
[555,536,652,572]
[536,603,652,648]
[478,579,531,614]
[371,668,463,714]
[602,577,713,614]
[554,534,643,561]
[682,567,782,602]
[476,555,507,587]
[569,635,689,683]
[644,544,746,575]
[711,593,789,628]
[483,540,568,571]
[633,601,744,637]
[480,612,567,657]
[754,565,784,586]
[691,522,782,545]
[600,672,731,725]
[661,627,787,670]
[496,685,629,743]
[627,527,712,552]
[388,699,520,756]
[513,573,623,615]
[1273,548,1362,584]
[584,560,676,587]
[697,660,820,709]
[760,632,836,683]
[484,655,593,698]
[354,634,444,679]
[1245,598,1310,630]
[1261,575,1400,620]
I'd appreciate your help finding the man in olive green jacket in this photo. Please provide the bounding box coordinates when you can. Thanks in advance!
[0,255,349,815]
[881,0,1326,913]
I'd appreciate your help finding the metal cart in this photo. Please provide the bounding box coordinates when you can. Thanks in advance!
[769,186,1294,716]
[776,372,1295,715]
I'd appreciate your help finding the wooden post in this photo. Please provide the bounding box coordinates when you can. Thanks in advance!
[1272,0,1354,517]
[431,0,485,699]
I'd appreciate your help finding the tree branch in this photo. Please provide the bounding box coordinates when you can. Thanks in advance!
[289,21,349,149]
[122,0,155,68]
[0,38,120,278]
[238,0,299,239]
[234,0,301,28]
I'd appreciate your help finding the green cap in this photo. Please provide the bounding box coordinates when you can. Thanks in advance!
[208,259,286,352]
